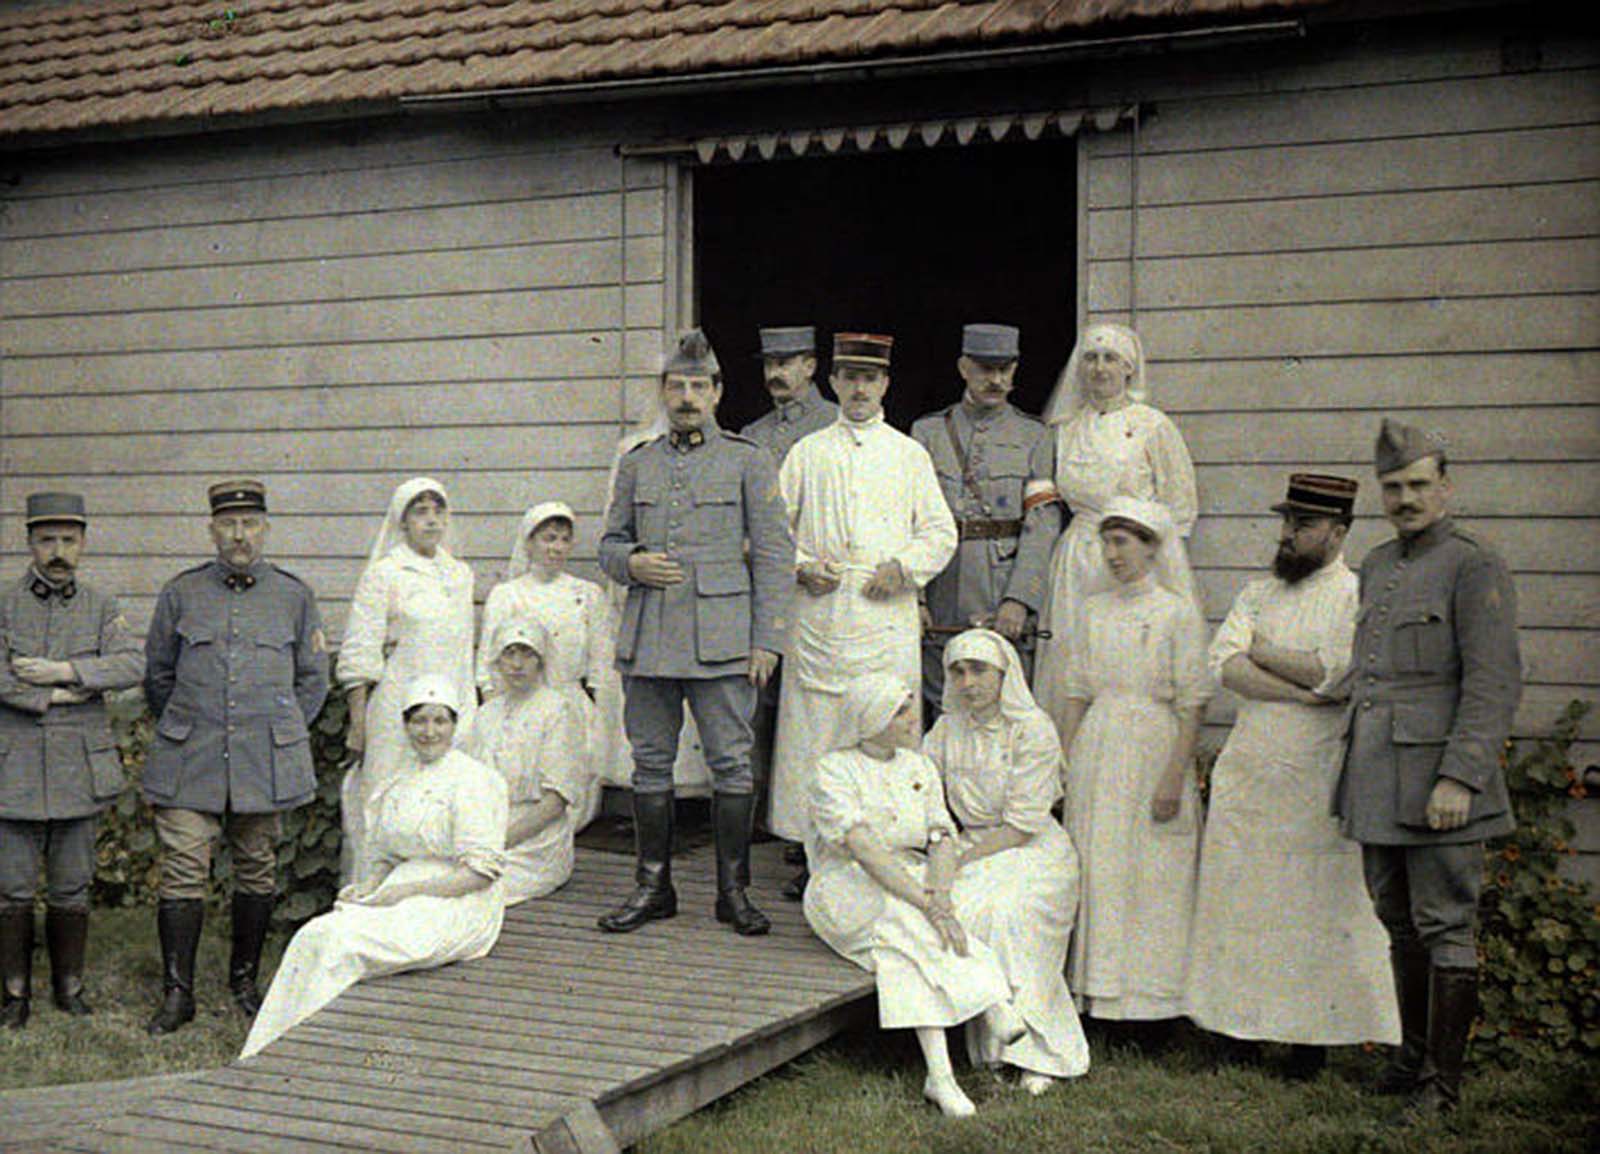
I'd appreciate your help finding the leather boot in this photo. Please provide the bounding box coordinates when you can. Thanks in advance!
[0,906,33,1030]
[1283,1044,1327,1082]
[228,891,275,1016]
[1407,966,1479,1117]
[597,792,677,933]
[1374,940,1431,1094]
[147,898,203,1036]
[712,793,770,936]
[45,906,93,1016]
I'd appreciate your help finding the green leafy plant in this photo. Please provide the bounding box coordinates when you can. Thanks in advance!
[1476,700,1600,1065]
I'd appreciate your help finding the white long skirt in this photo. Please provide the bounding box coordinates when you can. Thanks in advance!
[241,859,503,1058]
[953,823,1090,1076]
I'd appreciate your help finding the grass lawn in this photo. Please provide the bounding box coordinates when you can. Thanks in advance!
[0,904,283,1091]
[3,909,1593,1154]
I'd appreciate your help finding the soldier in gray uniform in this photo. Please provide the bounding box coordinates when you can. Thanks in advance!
[0,493,143,1028]
[739,325,837,848]
[597,330,794,937]
[911,323,1062,714]
[142,480,330,1034]
[1334,420,1521,1115]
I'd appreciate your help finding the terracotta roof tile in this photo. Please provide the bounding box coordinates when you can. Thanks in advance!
[0,0,1333,141]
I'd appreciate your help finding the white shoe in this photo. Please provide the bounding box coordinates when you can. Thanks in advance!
[983,1000,1027,1047]
[1018,1072,1056,1097]
[923,1074,977,1117]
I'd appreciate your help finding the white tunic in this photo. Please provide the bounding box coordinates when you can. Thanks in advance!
[1034,402,1197,722]
[771,418,957,842]
[1061,576,1210,1020]
[924,710,1090,1077]
[242,750,506,1058]
[478,571,618,822]
[338,545,477,882]
[1185,559,1400,1044]
[803,746,1011,1030]
[463,686,583,905]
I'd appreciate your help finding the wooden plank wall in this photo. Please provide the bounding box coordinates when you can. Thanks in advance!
[0,118,672,639]
[1079,23,1600,749]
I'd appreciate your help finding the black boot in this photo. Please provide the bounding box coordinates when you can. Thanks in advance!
[713,793,770,936]
[597,792,677,933]
[1282,1044,1327,1082]
[0,905,33,1030]
[45,906,93,1016]
[228,891,274,1016]
[781,840,809,902]
[1374,940,1431,1094]
[1407,966,1478,1117]
[147,899,203,1036]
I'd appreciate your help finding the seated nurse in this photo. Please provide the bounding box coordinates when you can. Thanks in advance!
[803,672,1026,1118]
[241,675,507,1058]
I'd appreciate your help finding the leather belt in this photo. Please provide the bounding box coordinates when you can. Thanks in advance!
[956,518,1023,541]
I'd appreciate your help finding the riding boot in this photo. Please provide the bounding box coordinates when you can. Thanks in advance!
[712,793,770,936]
[228,891,275,1016]
[0,906,33,1030]
[597,792,677,933]
[146,898,203,1035]
[1374,940,1431,1094]
[1408,966,1479,1117]
[45,906,93,1015]
[1282,1044,1327,1082]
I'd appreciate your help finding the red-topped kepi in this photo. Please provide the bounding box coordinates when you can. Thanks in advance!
[832,332,893,367]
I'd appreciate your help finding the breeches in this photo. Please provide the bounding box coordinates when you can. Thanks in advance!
[623,675,755,795]
[1362,842,1484,969]
[0,816,97,910]
[154,807,280,900]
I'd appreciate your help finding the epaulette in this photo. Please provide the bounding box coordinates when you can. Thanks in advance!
[267,563,314,591]
[170,561,214,582]
[910,406,955,428]
[1014,406,1044,426]
[1448,525,1482,546]
[720,429,759,448]
[622,433,666,456]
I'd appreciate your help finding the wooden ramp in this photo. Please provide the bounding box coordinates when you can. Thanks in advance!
[25,842,875,1153]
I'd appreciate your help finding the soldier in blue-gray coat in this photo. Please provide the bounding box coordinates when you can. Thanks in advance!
[597,330,794,937]
[739,325,837,848]
[1,493,143,1028]
[911,324,1062,714]
[1334,420,1521,1116]
[142,480,330,1034]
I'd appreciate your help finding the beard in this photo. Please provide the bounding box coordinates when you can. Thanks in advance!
[1273,543,1325,584]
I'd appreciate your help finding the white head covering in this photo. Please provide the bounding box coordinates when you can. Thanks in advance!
[838,673,914,750]
[401,672,462,719]
[364,477,453,570]
[940,628,1047,726]
[506,501,576,580]
[1042,322,1148,425]
[1088,495,1202,610]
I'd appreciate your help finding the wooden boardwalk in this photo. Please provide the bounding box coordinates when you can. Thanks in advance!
[7,842,875,1153]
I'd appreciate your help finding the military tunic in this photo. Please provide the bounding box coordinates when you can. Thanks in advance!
[911,402,1059,702]
[143,560,330,815]
[0,572,144,821]
[739,384,838,466]
[1335,518,1520,846]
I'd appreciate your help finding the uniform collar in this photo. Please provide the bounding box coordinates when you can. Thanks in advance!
[27,566,76,601]
[960,397,1006,427]
[774,384,821,423]
[668,423,715,451]
[214,559,268,591]
[1399,516,1452,558]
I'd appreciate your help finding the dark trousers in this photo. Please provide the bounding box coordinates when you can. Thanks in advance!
[623,675,756,795]
[0,816,97,910]
[1362,842,1485,970]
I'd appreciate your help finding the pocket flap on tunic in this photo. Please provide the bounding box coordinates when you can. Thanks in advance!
[1392,699,1453,745]
[696,562,751,596]
[155,714,193,741]
[271,718,309,746]
[256,628,296,650]
[691,481,740,506]
[175,621,215,645]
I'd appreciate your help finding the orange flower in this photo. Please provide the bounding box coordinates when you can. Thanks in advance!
[1502,845,1522,863]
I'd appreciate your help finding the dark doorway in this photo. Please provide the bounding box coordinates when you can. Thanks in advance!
[693,137,1077,434]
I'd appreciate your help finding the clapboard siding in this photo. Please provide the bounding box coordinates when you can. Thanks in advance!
[2,121,669,645]
[1084,27,1600,744]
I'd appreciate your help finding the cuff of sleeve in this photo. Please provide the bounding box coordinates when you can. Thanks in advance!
[459,847,506,880]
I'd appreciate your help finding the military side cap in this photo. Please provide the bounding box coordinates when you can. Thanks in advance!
[663,329,721,377]
[962,323,1020,364]
[208,479,268,514]
[25,491,87,526]
[758,326,816,358]
[1374,417,1446,475]
[1271,473,1358,518]
[833,332,893,367]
